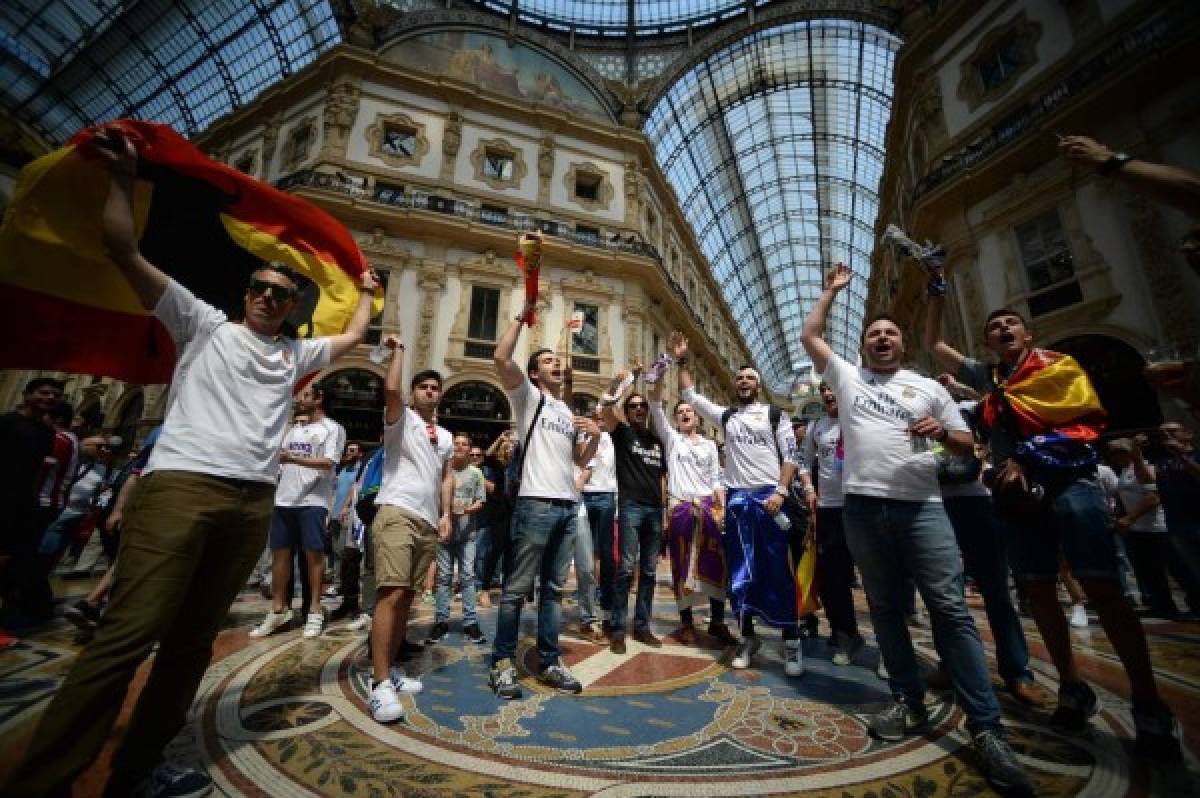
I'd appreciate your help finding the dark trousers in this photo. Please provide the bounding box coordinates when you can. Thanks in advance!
[815,507,859,639]
[339,546,362,608]
[479,515,511,590]
[1126,531,1200,616]
[7,471,274,797]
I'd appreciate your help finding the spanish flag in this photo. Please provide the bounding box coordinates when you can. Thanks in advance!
[0,120,381,384]
[981,348,1107,442]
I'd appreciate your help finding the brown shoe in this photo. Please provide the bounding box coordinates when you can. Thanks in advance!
[580,623,605,642]
[707,622,739,647]
[632,629,663,648]
[1008,678,1051,707]
[673,625,697,645]
[610,634,627,655]
[601,619,613,639]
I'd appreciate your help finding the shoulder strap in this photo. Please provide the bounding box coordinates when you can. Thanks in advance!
[721,407,734,429]
[514,391,546,489]
[769,405,783,465]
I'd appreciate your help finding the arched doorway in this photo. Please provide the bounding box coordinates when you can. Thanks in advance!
[1052,334,1162,434]
[323,369,385,444]
[438,381,511,449]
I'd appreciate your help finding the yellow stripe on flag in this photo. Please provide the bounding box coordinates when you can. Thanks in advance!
[1005,354,1104,427]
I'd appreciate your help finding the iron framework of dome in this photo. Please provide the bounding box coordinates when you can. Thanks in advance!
[0,0,342,144]
[468,1,774,37]
[645,18,899,392]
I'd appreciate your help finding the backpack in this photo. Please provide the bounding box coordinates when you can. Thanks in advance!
[505,393,546,502]
[354,447,385,526]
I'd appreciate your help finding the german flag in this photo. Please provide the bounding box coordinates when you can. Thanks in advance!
[0,120,380,384]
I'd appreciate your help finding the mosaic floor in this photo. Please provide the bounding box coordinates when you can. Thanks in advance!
[2,566,1199,797]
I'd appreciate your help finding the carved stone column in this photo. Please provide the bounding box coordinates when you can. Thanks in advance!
[262,112,283,177]
[537,136,555,206]
[440,111,462,183]
[413,261,447,370]
[321,77,361,160]
[623,160,640,227]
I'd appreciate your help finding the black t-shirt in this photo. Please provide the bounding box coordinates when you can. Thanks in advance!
[0,411,54,509]
[610,422,665,506]
[957,358,1017,467]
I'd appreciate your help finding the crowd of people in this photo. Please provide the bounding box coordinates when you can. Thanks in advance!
[2,129,1198,798]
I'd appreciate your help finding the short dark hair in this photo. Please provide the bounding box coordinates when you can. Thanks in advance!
[24,377,64,395]
[527,348,553,380]
[984,307,1028,330]
[410,369,443,390]
[48,400,74,426]
[862,313,903,342]
[255,261,301,287]
[673,399,692,413]
[623,392,647,412]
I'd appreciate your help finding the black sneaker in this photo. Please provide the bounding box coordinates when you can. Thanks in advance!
[490,658,522,700]
[869,700,930,741]
[1133,699,1182,763]
[538,661,583,694]
[64,600,100,631]
[973,730,1034,795]
[1050,680,1099,734]
[330,601,360,621]
[425,622,449,644]
[463,623,488,645]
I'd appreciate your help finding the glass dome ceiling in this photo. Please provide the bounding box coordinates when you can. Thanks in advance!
[645,18,899,393]
[470,1,770,37]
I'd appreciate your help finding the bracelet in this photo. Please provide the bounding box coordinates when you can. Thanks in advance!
[1099,152,1133,176]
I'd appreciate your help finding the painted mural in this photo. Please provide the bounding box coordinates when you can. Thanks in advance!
[384,30,611,121]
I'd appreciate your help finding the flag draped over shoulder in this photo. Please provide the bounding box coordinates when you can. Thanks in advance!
[980,348,1106,442]
[0,119,381,384]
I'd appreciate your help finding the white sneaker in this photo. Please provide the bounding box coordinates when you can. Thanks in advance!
[731,635,761,669]
[784,644,805,677]
[302,612,325,639]
[249,609,292,638]
[389,666,424,694]
[369,679,404,723]
[1070,603,1088,629]
[347,612,372,632]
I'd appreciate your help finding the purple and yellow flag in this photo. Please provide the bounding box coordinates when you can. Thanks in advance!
[0,120,381,384]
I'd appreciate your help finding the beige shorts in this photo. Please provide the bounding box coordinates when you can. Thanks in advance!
[372,505,437,590]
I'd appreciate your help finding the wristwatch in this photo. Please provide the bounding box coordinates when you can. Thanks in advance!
[1099,152,1133,176]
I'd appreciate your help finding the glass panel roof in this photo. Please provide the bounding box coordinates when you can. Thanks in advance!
[471,1,766,36]
[645,18,899,392]
[0,0,341,144]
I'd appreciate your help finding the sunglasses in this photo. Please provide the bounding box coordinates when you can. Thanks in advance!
[248,280,296,303]
[627,402,648,410]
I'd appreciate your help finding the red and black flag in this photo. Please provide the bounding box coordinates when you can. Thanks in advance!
[0,120,380,384]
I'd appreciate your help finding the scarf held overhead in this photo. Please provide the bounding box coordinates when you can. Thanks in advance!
[0,120,381,384]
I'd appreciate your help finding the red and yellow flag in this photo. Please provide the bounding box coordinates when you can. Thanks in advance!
[981,348,1107,441]
[0,120,381,384]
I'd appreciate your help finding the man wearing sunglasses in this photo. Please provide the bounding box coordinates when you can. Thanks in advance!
[9,128,381,798]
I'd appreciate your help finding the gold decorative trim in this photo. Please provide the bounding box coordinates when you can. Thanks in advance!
[365,112,429,169]
[470,137,527,191]
[956,12,1042,112]
[564,161,615,213]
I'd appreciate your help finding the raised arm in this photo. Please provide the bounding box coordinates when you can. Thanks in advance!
[326,270,382,362]
[670,331,725,426]
[494,300,536,390]
[573,416,601,469]
[923,292,966,374]
[1060,135,1200,214]
[802,264,851,375]
[599,369,633,432]
[93,129,169,310]
[382,334,406,426]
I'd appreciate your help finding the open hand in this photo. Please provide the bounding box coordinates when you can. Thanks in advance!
[908,415,945,440]
[826,263,852,292]
[361,268,381,294]
[668,330,688,359]
[573,416,600,438]
[1058,135,1114,169]
[91,127,138,176]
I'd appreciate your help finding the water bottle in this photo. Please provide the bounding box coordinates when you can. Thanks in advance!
[367,341,392,365]
[774,510,791,531]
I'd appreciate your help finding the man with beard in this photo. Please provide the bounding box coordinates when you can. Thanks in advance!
[797,382,864,667]
[802,264,1031,793]
[926,277,1182,762]
[648,359,736,647]
[251,382,346,640]
[670,333,805,677]
[488,300,600,699]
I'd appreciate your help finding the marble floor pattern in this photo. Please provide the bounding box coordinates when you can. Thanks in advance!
[2,565,1199,797]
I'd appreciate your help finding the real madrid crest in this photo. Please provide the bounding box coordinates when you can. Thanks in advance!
[902,387,915,399]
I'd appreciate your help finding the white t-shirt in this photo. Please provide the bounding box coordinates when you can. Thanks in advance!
[800,415,845,508]
[375,406,453,529]
[145,280,331,483]
[582,431,617,494]
[1117,464,1167,533]
[650,400,720,500]
[275,417,346,510]
[820,354,967,503]
[681,389,798,490]
[1095,463,1119,515]
[508,380,578,500]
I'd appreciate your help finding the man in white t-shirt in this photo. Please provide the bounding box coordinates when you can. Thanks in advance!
[366,335,451,724]
[801,264,1030,794]
[9,127,379,798]
[670,332,804,677]
[797,382,864,667]
[488,297,600,700]
[251,383,345,641]
[578,405,616,642]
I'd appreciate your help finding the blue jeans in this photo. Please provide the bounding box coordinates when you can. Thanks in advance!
[584,492,617,616]
[474,524,491,591]
[612,500,663,636]
[490,498,577,671]
[944,495,1032,685]
[435,537,477,626]
[573,507,597,625]
[843,494,1003,735]
[1005,476,1119,582]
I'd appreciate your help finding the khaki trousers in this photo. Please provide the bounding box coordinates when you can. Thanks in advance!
[5,470,274,797]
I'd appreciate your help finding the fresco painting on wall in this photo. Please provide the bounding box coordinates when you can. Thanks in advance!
[384,30,610,121]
